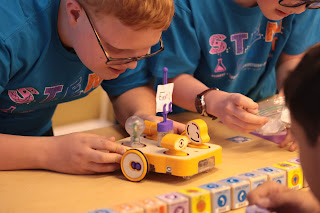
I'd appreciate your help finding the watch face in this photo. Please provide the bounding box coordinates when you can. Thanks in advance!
[195,88,219,119]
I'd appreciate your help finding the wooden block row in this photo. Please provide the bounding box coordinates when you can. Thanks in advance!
[88,158,305,213]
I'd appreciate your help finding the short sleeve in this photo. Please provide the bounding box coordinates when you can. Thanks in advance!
[148,2,202,78]
[0,39,11,94]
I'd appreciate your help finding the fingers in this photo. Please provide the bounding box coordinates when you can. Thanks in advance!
[81,137,124,174]
[88,149,123,164]
[219,94,268,132]
[232,94,259,111]
[233,105,268,125]
[235,113,267,131]
[221,109,267,132]
[288,142,298,152]
[248,182,315,212]
[247,181,289,208]
[106,136,116,142]
[91,138,126,154]
[246,107,259,114]
[86,162,121,173]
[279,130,292,148]
[247,181,278,204]
[172,121,186,134]
[279,129,298,151]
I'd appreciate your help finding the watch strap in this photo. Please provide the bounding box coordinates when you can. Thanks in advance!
[195,88,219,119]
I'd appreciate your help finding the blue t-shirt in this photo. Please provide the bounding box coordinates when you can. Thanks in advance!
[107,0,320,104]
[0,0,149,136]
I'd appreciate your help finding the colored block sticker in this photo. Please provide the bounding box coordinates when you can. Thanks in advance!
[199,182,231,213]
[226,136,252,143]
[238,190,247,202]
[88,209,117,213]
[217,195,227,207]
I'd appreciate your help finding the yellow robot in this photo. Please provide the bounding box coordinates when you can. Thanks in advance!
[119,117,222,182]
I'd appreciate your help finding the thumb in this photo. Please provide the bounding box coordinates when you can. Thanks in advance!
[105,136,116,142]
[247,107,259,114]
[256,197,272,209]
[257,190,293,210]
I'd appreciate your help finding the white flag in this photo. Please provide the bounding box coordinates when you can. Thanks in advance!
[156,83,174,113]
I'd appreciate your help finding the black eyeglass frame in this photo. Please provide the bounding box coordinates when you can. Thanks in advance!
[279,0,320,9]
[83,9,164,65]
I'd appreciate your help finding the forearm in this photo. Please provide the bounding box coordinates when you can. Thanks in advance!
[0,134,53,170]
[170,74,209,112]
[109,85,157,127]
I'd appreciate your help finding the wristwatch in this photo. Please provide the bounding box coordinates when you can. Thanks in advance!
[195,88,219,119]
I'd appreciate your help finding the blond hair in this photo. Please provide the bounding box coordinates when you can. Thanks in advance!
[77,0,174,30]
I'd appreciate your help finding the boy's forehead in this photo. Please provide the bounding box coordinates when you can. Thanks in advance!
[95,15,162,49]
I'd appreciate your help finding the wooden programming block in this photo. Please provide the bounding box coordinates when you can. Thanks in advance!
[111,202,144,213]
[287,157,309,188]
[179,187,212,213]
[88,208,117,213]
[135,198,167,213]
[255,166,287,186]
[273,161,304,190]
[199,182,231,213]
[237,172,267,190]
[218,177,250,210]
[157,192,189,213]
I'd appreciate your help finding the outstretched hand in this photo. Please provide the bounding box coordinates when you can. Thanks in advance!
[45,133,127,174]
[206,91,268,133]
[279,128,298,151]
[247,181,320,213]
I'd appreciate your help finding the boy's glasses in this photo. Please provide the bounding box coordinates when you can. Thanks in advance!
[84,10,164,65]
[279,0,320,9]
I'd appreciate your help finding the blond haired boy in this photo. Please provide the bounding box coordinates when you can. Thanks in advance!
[0,0,175,174]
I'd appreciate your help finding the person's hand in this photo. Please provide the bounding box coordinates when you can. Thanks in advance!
[206,90,268,133]
[136,114,186,134]
[279,128,298,151]
[247,181,320,213]
[274,94,298,152]
[44,133,127,174]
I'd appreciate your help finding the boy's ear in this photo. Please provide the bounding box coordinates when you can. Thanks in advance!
[65,0,83,27]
